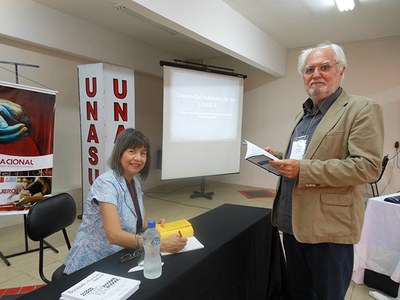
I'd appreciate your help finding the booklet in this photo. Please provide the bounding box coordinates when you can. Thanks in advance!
[60,271,140,300]
[243,139,280,176]
[156,220,204,257]
[156,219,194,239]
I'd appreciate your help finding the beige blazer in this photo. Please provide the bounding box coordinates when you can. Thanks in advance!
[272,90,384,244]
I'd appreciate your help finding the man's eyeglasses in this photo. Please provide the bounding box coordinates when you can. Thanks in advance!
[303,62,339,75]
[119,248,143,264]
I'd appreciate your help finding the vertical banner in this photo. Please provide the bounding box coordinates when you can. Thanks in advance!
[78,63,135,203]
[0,81,56,205]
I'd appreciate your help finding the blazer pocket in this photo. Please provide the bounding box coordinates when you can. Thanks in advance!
[321,194,353,206]
[316,194,353,237]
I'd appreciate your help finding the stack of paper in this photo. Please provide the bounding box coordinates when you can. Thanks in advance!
[60,271,140,300]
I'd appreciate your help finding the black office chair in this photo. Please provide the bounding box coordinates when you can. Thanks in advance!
[370,155,389,197]
[26,193,76,284]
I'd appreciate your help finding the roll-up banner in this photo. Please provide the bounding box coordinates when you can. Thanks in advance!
[0,81,56,205]
[78,63,135,203]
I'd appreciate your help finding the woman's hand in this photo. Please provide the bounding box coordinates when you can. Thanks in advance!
[157,218,166,227]
[160,234,187,253]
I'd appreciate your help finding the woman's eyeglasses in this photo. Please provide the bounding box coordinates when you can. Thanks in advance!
[119,248,143,264]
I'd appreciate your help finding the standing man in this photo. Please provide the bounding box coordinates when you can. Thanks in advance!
[267,42,384,299]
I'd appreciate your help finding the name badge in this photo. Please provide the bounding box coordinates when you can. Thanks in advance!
[289,136,308,160]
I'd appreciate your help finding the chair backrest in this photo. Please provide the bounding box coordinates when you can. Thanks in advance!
[26,193,76,241]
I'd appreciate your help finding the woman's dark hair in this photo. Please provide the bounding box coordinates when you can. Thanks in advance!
[109,128,151,180]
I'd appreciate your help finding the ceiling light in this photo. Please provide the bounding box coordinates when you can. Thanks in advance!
[334,0,355,12]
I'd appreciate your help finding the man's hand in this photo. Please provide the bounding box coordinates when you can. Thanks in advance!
[269,159,300,178]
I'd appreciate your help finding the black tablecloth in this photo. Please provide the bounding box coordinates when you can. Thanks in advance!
[20,204,285,300]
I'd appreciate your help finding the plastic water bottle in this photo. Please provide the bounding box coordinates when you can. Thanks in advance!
[143,220,162,279]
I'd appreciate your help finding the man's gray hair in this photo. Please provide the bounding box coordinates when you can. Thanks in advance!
[297,41,347,76]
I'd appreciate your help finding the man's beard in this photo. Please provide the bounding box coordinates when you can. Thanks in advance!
[309,86,329,102]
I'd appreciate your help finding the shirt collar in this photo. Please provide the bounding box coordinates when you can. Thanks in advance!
[303,87,342,115]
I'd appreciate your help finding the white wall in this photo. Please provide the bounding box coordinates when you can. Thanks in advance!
[218,37,400,198]
[133,71,164,190]
[126,0,286,76]
[0,0,172,77]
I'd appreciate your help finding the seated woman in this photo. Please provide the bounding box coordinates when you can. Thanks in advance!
[64,128,187,274]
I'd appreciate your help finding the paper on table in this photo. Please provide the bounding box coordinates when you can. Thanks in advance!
[161,236,204,256]
[128,262,164,273]
[369,291,397,300]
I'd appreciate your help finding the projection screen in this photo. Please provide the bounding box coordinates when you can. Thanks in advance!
[161,65,244,180]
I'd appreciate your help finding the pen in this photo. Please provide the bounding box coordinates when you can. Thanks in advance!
[178,230,182,238]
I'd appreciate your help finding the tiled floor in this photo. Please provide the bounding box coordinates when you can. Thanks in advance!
[0,179,379,299]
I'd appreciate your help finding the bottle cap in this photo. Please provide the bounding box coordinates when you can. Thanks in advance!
[148,220,156,228]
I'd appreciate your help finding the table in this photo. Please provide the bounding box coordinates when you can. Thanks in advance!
[0,209,58,266]
[20,204,285,300]
[352,193,400,297]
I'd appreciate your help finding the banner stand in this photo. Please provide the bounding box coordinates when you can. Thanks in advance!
[78,63,135,215]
